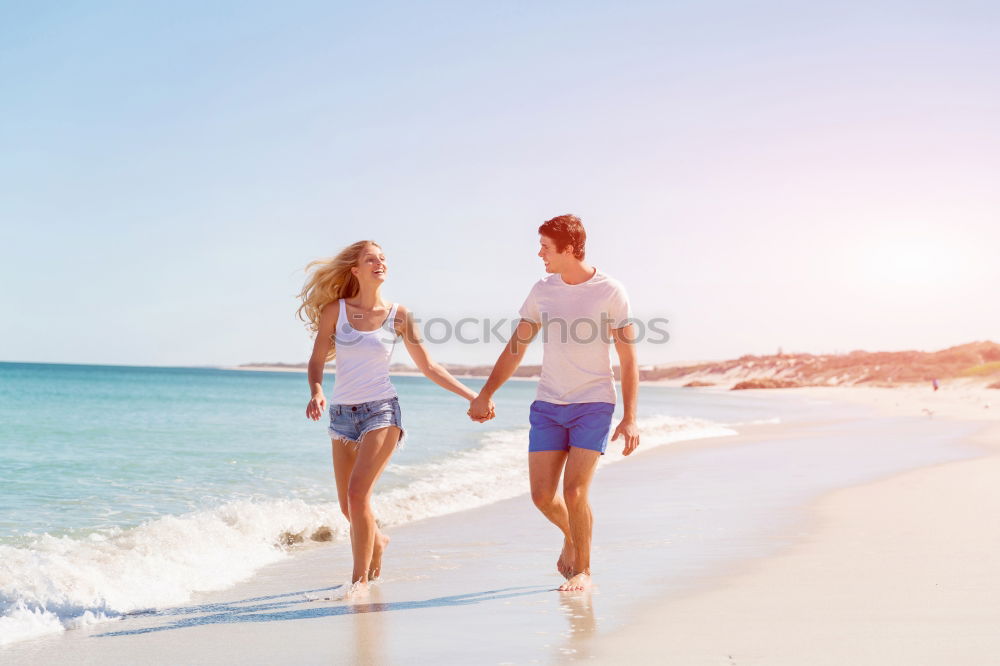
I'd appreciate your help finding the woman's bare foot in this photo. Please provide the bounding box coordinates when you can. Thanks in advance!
[556,539,575,579]
[558,571,592,592]
[343,580,370,601]
[369,533,390,580]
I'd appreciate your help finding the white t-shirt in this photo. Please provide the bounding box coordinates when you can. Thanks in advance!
[518,268,632,405]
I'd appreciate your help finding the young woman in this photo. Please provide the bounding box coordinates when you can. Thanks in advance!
[298,240,491,597]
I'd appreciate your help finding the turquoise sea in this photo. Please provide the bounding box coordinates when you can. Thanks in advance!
[0,361,811,645]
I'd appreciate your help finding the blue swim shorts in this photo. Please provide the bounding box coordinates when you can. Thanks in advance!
[528,400,615,455]
[328,396,405,448]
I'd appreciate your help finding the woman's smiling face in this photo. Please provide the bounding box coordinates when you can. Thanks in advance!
[352,244,387,283]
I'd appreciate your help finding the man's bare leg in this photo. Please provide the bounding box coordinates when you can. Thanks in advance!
[559,447,601,591]
[332,439,391,581]
[529,450,575,578]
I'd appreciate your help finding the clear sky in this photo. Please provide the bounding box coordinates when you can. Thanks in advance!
[2,1,998,367]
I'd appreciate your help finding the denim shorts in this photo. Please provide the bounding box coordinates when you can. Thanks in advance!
[328,396,405,449]
[528,400,615,455]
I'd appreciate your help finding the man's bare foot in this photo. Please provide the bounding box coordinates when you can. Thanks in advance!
[556,539,575,579]
[558,571,591,592]
[369,533,390,580]
[343,580,370,601]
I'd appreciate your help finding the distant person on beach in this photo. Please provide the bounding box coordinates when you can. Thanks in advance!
[468,215,640,592]
[298,241,490,598]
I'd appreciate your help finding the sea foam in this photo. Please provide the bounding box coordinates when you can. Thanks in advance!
[0,413,734,646]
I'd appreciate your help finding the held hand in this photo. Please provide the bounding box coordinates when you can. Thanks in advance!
[467,394,496,423]
[611,418,640,456]
[306,393,327,421]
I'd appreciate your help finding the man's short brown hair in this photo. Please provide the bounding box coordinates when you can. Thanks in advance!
[538,214,586,260]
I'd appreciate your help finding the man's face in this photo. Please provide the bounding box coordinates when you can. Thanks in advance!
[538,234,572,273]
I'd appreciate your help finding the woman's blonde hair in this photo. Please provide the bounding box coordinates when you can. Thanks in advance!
[296,240,380,360]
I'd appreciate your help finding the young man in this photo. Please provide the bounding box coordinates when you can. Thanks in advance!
[469,214,640,592]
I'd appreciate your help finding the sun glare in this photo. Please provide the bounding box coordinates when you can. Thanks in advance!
[854,232,970,288]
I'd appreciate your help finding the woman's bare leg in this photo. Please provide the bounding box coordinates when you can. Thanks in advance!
[347,426,400,588]
[332,438,391,581]
[331,438,357,521]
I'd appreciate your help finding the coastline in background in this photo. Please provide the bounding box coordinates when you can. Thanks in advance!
[229,339,1000,389]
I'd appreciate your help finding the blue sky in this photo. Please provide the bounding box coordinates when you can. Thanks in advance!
[2,1,998,367]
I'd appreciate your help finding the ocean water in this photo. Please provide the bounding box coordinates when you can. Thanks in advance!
[0,362,794,646]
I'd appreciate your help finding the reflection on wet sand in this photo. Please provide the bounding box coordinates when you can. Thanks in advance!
[349,585,387,665]
[557,590,597,660]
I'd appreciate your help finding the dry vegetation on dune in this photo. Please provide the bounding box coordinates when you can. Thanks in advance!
[731,379,801,390]
[643,341,1000,389]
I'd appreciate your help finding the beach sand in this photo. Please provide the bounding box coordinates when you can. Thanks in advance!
[4,385,997,664]
[593,426,1000,665]
[586,382,1000,665]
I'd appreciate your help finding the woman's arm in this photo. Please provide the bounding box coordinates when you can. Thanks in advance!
[396,304,478,402]
[305,301,338,421]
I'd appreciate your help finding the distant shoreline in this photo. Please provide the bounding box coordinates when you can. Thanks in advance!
[9,340,998,391]
[228,340,1000,390]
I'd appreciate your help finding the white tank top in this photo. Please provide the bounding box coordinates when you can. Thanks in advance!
[329,299,399,405]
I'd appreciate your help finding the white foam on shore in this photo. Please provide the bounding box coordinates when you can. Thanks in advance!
[0,414,734,647]
[377,414,736,524]
[0,499,350,647]
[724,416,782,426]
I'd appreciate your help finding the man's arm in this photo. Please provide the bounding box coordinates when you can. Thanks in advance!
[611,324,640,455]
[468,319,540,421]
